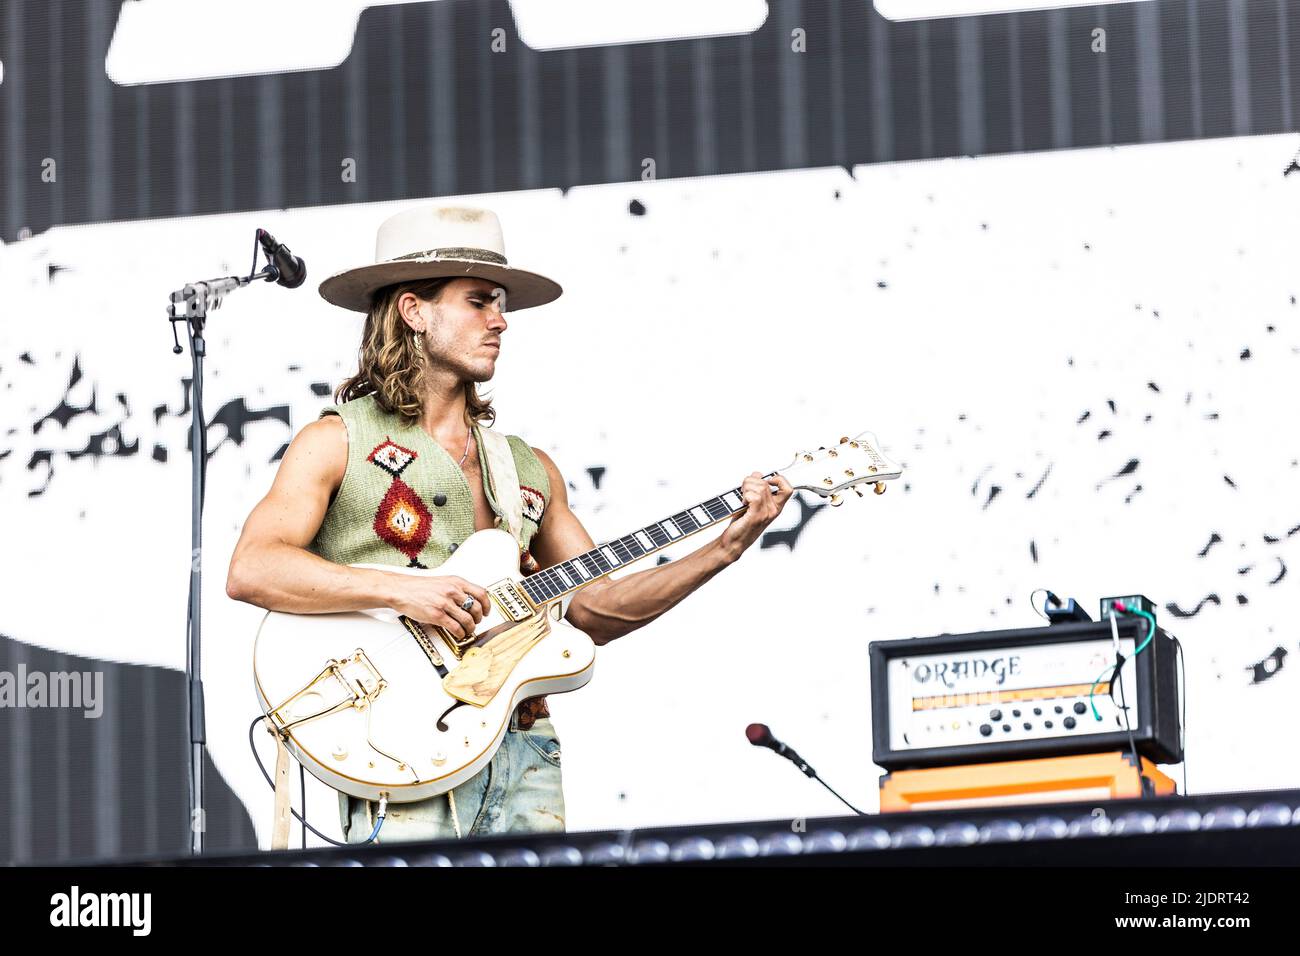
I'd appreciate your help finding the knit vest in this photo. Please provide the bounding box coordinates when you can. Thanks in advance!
[308,392,550,571]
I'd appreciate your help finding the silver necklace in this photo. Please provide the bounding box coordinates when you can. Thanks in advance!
[458,427,472,467]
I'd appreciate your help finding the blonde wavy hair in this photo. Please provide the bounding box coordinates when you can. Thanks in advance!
[333,276,496,427]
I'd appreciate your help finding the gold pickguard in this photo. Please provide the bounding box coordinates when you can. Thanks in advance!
[440,612,552,707]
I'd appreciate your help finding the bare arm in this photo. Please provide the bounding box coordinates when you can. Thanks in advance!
[527,448,794,646]
[225,415,490,640]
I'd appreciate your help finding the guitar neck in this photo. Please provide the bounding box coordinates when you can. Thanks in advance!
[519,474,774,607]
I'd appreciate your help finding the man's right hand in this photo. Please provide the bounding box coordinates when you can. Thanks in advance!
[388,575,492,640]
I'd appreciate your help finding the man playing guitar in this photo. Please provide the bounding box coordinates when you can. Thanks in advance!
[227,204,794,843]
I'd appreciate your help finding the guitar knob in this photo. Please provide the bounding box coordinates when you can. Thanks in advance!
[873,482,887,495]
[830,493,843,507]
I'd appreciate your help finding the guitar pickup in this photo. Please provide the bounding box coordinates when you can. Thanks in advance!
[488,579,536,623]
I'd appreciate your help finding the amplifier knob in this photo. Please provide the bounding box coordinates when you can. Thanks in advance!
[1063,717,1076,730]
[1073,701,1087,715]
[979,724,992,737]
[990,709,1002,721]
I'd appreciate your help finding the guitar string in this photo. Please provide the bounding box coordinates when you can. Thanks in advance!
[353,490,754,671]
[338,463,873,669]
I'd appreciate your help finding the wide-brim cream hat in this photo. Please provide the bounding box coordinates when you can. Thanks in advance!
[318,204,562,313]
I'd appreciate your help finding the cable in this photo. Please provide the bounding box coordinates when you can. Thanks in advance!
[365,800,387,843]
[246,715,384,847]
[1088,661,1113,722]
[1028,588,1052,621]
[1089,603,1155,719]
[247,231,260,281]
[299,762,307,850]
[814,777,868,816]
[1114,653,1144,793]
[1104,603,1155,796]
[1130,608,1157,655]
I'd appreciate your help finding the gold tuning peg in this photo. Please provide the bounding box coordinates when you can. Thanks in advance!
[873,481,887,495]
[829,493,843,507]
[853,486,864,497]
[839,436,849,444]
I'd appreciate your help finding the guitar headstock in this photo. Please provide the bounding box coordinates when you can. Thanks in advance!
[777,432,904,506]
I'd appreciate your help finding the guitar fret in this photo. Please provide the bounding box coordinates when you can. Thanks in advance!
[520,480,782,608]
[703,497,729,519]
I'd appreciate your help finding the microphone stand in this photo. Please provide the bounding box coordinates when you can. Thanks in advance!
[167,246,284,854]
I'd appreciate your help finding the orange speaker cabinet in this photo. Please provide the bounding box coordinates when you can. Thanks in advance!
[879,751,1176,812]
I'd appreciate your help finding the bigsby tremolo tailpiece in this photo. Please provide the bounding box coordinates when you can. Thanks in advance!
[266,649,387,734]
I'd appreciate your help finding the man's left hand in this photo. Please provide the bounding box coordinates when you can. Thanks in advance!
[718,471,794,563]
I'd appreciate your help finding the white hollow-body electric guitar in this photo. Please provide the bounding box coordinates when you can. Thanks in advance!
[253,433,903,803]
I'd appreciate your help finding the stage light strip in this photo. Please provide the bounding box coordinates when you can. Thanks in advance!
[873,0,1153,21]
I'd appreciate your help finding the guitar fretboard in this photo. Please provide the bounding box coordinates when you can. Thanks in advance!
[520,477,772,606]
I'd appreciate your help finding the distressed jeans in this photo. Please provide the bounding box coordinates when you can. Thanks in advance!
[339,712,565,843]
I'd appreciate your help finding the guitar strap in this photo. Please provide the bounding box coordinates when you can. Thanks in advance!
[476,424,571,618]
[475,424,525,549]
[267,718,293,850]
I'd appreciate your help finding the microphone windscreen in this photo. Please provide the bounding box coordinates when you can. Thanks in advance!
[745,723,773,747]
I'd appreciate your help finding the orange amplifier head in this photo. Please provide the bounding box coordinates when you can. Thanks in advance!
[869,618,1181,770]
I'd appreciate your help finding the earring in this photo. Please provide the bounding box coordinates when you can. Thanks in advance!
[411,330,424,352]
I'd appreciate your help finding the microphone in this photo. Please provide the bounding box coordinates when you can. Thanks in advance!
[745,722,867,815]
[256,228,307,289]
[746,723,815,777]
